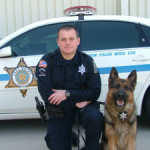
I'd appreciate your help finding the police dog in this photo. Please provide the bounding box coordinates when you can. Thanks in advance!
[104,67,137,150]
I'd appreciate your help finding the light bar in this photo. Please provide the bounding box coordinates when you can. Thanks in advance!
[64,6,97,16]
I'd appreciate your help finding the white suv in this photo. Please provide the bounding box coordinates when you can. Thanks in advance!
[0,15,150,120]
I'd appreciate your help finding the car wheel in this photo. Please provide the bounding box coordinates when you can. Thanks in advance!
[144,93,150,120]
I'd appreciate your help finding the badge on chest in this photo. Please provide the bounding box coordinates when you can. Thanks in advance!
[78,64,86,75]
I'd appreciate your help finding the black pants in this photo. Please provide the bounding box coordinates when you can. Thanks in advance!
[45,103,104,150]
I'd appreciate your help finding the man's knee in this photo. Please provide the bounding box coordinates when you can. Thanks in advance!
[79,104,104,130]
[45,131,72,150]
[88,111,104,132]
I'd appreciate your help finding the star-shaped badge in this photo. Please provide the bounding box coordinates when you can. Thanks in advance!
[4,58,37,97]
[78,64,86,75]
[118,111,128,120]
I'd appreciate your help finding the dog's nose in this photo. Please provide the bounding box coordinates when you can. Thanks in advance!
[118,90,126,99]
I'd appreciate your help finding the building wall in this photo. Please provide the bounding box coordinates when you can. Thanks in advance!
[129,0,150,18]
[0,0,150,38]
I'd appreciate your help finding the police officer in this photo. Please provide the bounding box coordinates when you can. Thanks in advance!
[36,25,104,150]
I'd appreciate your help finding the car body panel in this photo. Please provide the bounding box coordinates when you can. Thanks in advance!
[0,15,150,119]
[0,56,41,114]
[86,47,150,115]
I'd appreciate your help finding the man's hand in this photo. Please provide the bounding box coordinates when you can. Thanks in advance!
[48,89,66,105]
[76,101,91,108]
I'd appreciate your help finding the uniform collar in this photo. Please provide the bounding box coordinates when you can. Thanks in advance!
[56,49,80,66]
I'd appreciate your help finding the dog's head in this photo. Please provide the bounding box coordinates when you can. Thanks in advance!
[108,67,137,107]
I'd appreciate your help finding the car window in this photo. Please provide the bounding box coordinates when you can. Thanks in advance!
[80,21,139,51]
[142,25,150,42]
[6,22,75,56]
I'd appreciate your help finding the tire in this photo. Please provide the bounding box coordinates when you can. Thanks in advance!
[144,93,150,120]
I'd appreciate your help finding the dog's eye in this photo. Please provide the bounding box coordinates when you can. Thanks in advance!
[115,84,120,89]
[124,85,130,90]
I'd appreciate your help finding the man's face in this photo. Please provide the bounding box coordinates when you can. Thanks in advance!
[57,29,80,59]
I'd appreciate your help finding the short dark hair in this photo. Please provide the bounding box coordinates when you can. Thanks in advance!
[57,25,79,38]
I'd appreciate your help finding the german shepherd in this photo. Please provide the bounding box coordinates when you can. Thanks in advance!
[104,67,137,150]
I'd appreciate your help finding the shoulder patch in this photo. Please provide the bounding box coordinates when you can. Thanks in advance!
[39,60,47,68]
[92,61,99,73]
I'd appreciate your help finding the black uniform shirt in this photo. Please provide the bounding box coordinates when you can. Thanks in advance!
[36,49,101,109]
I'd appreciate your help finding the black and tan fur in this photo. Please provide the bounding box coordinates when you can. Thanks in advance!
[104,67,137,150]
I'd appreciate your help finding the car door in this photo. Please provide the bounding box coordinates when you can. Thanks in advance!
[79,20,150,105]
[0,22,75,117]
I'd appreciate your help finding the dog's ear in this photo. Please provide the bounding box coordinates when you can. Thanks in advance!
[109,67,118,88]
[128,70,137,90]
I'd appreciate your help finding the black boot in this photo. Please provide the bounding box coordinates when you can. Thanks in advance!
[80,147,86,150]
[72,130,79,147]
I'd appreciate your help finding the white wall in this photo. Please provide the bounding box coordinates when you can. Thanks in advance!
[129,0,150,18]
[0,0,150,38]
[0,0,119,38]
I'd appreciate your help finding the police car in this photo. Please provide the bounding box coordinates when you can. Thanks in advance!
[0,6,150,120]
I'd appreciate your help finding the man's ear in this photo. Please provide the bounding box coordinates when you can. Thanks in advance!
[56,38,59,46]
[78,37,80,45]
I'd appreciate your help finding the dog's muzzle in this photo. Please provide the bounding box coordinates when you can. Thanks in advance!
[113,90,127,107]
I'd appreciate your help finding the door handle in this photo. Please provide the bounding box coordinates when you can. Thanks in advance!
[132,55,150,61]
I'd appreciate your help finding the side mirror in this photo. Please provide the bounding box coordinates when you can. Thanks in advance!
[0,46,12,57]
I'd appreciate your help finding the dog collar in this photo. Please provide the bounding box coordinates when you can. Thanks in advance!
[105,118,114,126]
[118,111,128,119]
